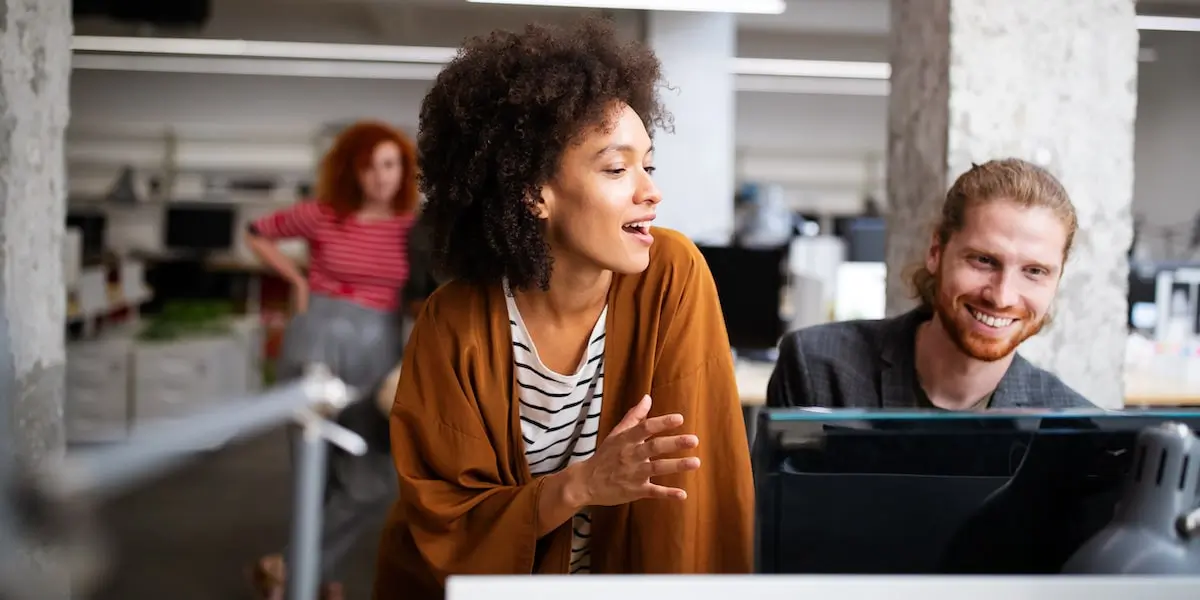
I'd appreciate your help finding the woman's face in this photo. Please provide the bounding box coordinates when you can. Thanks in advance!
[535,103,662,276]
[359,141,403,208]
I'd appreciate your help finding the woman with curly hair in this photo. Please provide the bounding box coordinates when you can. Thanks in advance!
[245,120,419,600]
[372,18,754,599]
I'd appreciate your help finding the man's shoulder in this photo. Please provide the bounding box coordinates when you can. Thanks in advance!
[1009,355,1096,408]
[782,316,892,363]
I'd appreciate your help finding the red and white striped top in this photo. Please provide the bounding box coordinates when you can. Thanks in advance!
[252,200,414,312]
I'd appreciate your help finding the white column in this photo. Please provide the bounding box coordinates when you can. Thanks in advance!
[0,0,72,594]
[644,11,736,245]
[885,0,1138,408]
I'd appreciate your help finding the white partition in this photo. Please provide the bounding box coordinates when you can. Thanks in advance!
[447,575,1200,600]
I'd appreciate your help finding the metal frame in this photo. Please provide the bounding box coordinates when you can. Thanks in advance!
[0,364,364,600]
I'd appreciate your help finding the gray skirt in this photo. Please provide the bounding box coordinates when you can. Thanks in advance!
[278,293,401,452]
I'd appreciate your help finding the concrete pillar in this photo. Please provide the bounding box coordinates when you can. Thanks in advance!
[0,0,73,593]
[884,0,1138,408]
[644,11,736,245]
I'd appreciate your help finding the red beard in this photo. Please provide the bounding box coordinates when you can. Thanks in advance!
[931,267,1044,362]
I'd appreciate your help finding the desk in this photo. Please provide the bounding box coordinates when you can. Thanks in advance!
[1125,371,1200,407]
[736,360,773,407]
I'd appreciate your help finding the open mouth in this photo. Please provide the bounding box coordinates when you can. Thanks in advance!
[967,306,1017,329]
[622,221,652,236]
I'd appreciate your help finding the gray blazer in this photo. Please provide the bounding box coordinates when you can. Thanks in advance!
[766,308,1095,410]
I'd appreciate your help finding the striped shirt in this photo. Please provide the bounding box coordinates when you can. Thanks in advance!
[250,200,414,312]
[504,282,605,575]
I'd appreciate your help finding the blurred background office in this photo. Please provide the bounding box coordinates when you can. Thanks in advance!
[1,0,1195,598]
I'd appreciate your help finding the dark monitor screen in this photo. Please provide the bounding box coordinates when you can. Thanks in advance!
[696,244,787,354]
[753,408,1200,575]
[66,210,107,260]
[831,216,885,262]
[164,204,235,252]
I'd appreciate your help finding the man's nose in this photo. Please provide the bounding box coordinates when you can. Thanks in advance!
[982,272,1019,308]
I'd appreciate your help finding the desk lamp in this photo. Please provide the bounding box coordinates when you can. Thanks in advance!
[1062,422,1200,574]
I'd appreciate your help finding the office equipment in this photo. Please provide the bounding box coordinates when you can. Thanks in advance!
[1063,422,1200,574]
[446,574,1200,600]
[64,227,82,289]
[844,216,885,262]
[1129,260,1161,330]
[163,203,236,253]
[833,261,886,321]
[1155,265,1200,343]
[696,244,787,354]
[66,210,108,263]
[752,408,1200,575]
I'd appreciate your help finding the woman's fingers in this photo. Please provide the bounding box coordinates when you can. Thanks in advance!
[634,434,699,461]
[638,456,701,479]
[610,395,652,436]
[627,413,684,443]
[641,483,688,500]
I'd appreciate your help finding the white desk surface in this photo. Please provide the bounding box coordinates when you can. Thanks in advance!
[735,360,773,407]
[448,575,1200,600]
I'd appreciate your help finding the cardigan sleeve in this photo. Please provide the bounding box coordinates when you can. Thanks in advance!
[386,307,545,583]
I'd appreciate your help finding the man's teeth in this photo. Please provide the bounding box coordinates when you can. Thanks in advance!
[969,308,1014,328]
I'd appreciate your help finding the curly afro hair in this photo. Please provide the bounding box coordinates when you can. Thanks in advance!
[416,16,671,291]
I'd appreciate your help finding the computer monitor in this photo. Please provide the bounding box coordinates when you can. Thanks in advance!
[695,244,787,355]
[164,203,235,253]
[1128,261,1200,333]
[66,210,107,263]
[752,408,1200,575]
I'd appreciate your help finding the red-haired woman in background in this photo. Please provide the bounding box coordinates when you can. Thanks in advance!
[246,121,418,600]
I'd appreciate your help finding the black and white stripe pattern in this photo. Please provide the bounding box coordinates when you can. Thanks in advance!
[504,283,605,575]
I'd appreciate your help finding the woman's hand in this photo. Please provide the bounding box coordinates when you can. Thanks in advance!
[569,395,701,506]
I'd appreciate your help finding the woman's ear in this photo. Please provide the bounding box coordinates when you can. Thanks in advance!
[527,186,551,220]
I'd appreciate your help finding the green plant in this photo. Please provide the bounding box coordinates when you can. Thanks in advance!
[138,300,235,341]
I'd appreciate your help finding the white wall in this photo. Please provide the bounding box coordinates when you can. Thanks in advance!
[1132,30,1200,261]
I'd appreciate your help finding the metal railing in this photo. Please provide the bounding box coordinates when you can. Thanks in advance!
[0,364,364,600]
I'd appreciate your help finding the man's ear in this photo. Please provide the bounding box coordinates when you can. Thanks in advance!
[925,232,943,274]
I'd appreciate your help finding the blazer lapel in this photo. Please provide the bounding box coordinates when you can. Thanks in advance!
[989,354,1035,409]
[879,309,926,409]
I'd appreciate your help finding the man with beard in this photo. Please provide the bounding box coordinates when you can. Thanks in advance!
[766,158,1094,411]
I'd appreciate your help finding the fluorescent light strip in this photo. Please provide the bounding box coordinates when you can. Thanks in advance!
[1137,15,1200,32]
[466,0,785,14]
[734,57,890,80]
[71,35,458,64]
[72,54,446,81]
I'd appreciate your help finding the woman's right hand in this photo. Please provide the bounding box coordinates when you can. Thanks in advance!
[569,395,701,506]
[291,281,310,315]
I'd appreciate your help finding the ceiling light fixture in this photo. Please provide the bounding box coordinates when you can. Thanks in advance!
[1137,15,1200,32]
[71,35,458,64]
[734,57,891,80]
[466,0,786,15]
